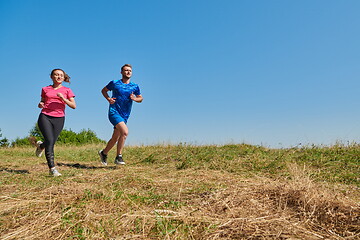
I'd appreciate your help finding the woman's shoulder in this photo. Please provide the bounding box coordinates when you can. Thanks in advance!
[41,85,53,93]
[58,85,73,91]
[42,85,52,90]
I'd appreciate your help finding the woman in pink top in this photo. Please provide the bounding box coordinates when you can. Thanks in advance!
[35,69,76,176]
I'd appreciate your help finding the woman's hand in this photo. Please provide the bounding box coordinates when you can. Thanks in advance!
[57,93,76,109]
[57,92,65,100]
[38,101,45,108]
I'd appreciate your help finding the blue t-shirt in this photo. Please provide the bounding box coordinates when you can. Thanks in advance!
[106,80,141,121]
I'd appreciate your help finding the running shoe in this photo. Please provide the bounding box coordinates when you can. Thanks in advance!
[50,168,62,177]
[114,155,125,165]
[35,141,44,157]
[98,150,108,166]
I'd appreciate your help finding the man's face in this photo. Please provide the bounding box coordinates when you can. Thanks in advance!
[121,66,132,79]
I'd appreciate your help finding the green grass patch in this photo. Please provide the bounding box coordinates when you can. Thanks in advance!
[0,143,359,239]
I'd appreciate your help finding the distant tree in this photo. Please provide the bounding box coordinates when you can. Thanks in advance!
[29,124,42,139]
[0,129,10,147]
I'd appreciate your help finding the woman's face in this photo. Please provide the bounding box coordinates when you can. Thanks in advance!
[51,70,65,84]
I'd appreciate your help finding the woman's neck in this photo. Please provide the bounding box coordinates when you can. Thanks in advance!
[52,83,62,89]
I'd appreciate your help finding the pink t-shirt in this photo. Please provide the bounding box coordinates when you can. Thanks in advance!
[41,85,75,117]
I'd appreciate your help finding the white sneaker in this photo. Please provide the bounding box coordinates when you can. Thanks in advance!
[35,141,44,157]
[50,168,62,177]
[114,155,125,165]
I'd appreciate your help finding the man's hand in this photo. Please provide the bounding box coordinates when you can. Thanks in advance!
[108,97,116,104]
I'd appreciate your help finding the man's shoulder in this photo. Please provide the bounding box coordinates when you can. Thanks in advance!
[106,79,119,88]
[129,81,139,87]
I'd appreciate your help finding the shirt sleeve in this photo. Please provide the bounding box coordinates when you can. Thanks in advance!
[106,80,115,91]
[41,88,46,99]
[134,85,141,96]
[67,88,75,99]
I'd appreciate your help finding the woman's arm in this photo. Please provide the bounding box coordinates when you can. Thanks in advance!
[38,98,45,108]
[57,93,76,109]
[66,97,76,109]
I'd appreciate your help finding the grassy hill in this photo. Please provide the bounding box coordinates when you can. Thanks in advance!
[0,144,359,239]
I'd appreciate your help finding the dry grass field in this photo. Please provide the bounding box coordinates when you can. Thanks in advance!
[0,144,359,239]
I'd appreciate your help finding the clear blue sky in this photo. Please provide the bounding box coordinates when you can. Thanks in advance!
[1,0,360,148]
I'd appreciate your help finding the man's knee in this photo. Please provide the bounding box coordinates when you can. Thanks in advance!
[120,130,128,139]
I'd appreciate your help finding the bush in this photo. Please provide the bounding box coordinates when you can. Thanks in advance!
[0,129,10,147]
[57,128,105,145]
[10,124,105,146]
[12,137,31,147]
[29,124,42,138]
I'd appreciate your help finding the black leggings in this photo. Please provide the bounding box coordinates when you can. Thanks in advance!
[37,113,65,169]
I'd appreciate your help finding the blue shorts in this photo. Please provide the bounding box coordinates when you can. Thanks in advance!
[109,112,127,127]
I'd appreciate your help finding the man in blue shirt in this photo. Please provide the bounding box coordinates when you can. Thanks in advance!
[98,64,143,165]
